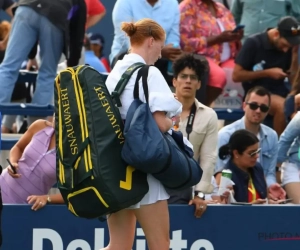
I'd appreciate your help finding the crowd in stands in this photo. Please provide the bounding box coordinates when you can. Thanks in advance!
[1,0,300,216]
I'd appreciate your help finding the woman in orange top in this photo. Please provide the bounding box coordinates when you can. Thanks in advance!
[179,0,243,106]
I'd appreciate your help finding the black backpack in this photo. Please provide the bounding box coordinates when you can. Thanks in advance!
[54,63,148,219]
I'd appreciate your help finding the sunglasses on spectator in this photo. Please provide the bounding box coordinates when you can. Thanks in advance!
[246,102,269,113]
[179,74,198,81]
[248,148,261,157]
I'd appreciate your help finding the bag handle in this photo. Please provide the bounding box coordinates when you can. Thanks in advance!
[111,62,145,107]
[133,65,150,103]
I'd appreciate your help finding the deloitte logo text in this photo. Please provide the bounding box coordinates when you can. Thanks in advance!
[33,228,215,250]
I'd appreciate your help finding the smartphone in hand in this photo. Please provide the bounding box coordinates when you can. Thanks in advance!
[232,24,245,33]
[278,198,293,204]
[6,159,17,174]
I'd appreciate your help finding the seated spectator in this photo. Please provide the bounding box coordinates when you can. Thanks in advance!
[179,0,243,106]
[110,0,182,84]
[168,54,219,217]
[84,35,107,73]
[285,66,300,122]
[231,0,300,40]
[0,118,63,210]
[219,129,286,204]
[233,16,300,136]
[216,86,279,188]
[277,111,300,204]
[89,33,111,72]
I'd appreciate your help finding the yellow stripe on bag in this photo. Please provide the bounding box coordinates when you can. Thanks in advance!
[75,66,93,171]
[68,67,89,173]
[55,74,65,184]
[67,187,109,208]
[120,166,135,190]
[68,203,78,217]
[58,70,76,182]
[74,156,81,170]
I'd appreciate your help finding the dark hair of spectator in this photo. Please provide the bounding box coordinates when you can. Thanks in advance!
[289,66,300,96]
[172,53,207,80]
[121,18,165,46]
[219,129,259,160]
[245,86,271,105]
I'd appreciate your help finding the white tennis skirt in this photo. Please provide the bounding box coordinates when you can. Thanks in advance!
[128,174,169,209]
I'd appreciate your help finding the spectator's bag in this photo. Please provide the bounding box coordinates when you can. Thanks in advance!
[121,66,202,190]
[54,63,148,219]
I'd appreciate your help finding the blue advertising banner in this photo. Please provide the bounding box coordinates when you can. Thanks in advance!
[2,204,300,250]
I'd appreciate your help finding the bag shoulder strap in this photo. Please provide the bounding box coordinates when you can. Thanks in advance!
[111,62,145,107]
[186,102,197,140]
[133,65,150,103]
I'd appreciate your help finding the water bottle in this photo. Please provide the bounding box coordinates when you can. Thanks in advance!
[167,43,180,76]
[253,60,266,71]
[218,169,232,196]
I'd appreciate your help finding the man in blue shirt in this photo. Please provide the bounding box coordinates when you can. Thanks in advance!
[216,86,278,187]
[110,0,182,83]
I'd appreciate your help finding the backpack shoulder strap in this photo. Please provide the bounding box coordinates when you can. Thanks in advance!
[111,62,145,107]
[133,65,150,103]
